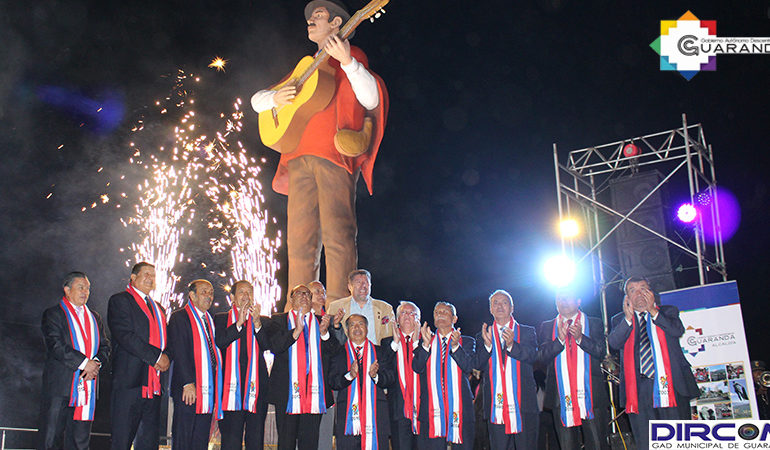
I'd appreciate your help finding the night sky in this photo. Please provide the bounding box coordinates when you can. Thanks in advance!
[1,0,769,436]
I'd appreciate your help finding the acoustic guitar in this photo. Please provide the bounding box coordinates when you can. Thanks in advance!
[258,0,389,154]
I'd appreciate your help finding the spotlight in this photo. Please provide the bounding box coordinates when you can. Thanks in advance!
[676,203,698,223]
[559,218,580,239]
[696,191,712,206]
[543,255,576,288]
[623,142,641,157]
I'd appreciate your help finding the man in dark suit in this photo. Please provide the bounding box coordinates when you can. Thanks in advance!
[329,314,395,449]
[214,280,271,450]
[39,272,111,450]
[380,301,422,450]
[413,301,476,449]
[475,290,539,450]
[608,276,699,450]
[266,284,340,450]
[107,262,170,450]
[537,291,609,450]
[167,279,221,450]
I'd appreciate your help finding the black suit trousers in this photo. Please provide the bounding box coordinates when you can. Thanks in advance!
[552,408,609,450]
[38,395,92,450]
[170,400,211,450]
[274,410,322,450]
[487,411,539,450]
[390,417,418,450]
[110,387,160,450]
[218,405,268,450]
[627,376,687,450]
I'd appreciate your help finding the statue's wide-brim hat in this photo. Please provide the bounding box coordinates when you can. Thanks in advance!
[304,0,351,23]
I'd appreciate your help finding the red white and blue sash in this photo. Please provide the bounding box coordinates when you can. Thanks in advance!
[59,298,99,421]
[623,312,677,413]
[343,340,378,449]
[426,332,463,443]
[552,312,594,427]
[184,303,223,419]
[286,311,326,414]
[221,306,260,413]
[395,332,420,434]
[488,318,522,434]
[126,286,166,398]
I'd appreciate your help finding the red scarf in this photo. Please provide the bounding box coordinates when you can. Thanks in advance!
[184,303,223,418]
[395,331,420,434]
[623,312,677,413]
[126,286,167,398]
[343,340,378,449]
[552,312,594,427]
[221,305,260,412]
[59,298,100,421]
[287,311,326,414]
[487,318,522,434]
[426,332,463,443]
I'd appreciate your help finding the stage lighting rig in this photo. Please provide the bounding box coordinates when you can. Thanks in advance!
[559,218,580,239]
[543,255,576,288]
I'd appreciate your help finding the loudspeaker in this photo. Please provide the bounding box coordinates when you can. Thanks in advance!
[615,207,667,244]
[610,172,676,289]
[617,240,673,276]
[609,171,664,213]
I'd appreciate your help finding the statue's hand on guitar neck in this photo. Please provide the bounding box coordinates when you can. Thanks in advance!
[273,85,297,107]
[323,34,352,66]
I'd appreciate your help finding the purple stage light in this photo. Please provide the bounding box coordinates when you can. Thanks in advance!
[677,203,698,223]
[696,191,712,206]
[701,187,741,244]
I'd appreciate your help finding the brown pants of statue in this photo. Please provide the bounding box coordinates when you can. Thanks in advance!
[286,155,358,307]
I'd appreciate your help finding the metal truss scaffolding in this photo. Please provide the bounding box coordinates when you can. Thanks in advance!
[553,113,728,435]
[553,113,727,329]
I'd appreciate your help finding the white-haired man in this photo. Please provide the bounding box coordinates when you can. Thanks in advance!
[413,302,476,448]
[380,301,422,449]
[475,290,539,449]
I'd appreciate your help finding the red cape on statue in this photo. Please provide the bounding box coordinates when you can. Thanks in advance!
[271,46,389,196]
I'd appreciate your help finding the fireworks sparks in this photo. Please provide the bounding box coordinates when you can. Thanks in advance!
[208,57,227,72]
[85,70,281,312]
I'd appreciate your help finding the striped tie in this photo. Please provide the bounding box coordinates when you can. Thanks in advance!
[202,316,217,370]
[638,313,655,378]
[441,336,448,391]
[441,336,448,364]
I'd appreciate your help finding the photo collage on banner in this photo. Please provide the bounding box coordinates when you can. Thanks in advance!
[689,361,752,420]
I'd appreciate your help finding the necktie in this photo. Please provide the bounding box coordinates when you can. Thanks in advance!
[566,318,574,350]
[441,336,448,364]
[441,336,448,391]
[638,313,654,378]
[405,335,412,363]
[145,296,155,320]
[355,345,363,367]
[355,345,364,389]
[202,316,217,369]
